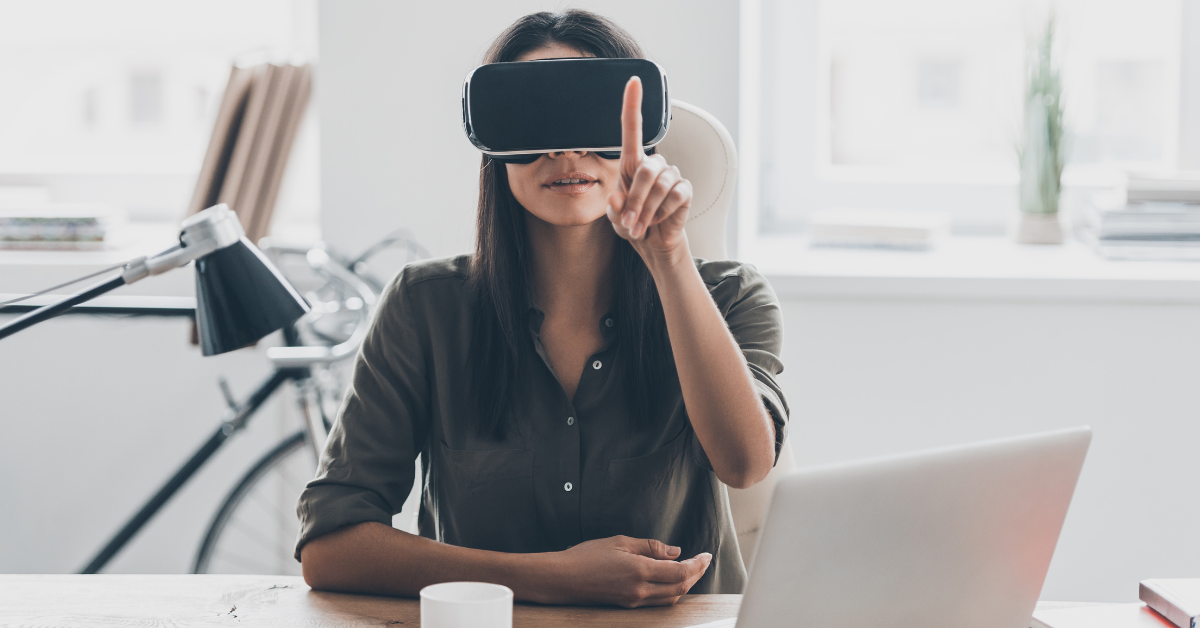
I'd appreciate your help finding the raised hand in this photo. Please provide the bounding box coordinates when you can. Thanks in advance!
[606,76,693,261]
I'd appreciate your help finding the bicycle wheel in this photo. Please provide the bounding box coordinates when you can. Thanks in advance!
[193,430,313,574]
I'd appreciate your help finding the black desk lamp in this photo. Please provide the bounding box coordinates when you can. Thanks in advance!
[0,203,309,351]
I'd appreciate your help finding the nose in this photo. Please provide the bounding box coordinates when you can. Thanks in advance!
[547,150,588,159]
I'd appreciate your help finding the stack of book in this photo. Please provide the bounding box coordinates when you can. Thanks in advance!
[186,60,313,245]
[0,211,109,250]
[0,187,118,250]
[0,205,121,251]
[1079,173,1200,261]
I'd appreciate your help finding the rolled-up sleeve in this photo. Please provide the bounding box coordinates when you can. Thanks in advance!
[294,267,430,560]
[692,261,789,468]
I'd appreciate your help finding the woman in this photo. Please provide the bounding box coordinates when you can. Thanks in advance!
[296,9,788,608]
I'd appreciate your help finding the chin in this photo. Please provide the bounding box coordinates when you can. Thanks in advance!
[529,199,609,227]
[538,210,608,227]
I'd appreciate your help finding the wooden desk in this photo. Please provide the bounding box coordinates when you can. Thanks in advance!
[0,575,741,627]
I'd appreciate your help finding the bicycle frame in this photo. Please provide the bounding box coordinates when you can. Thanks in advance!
[79,366,308,574]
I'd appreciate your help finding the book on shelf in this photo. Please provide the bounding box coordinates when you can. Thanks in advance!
[1126,172,1200,204]
[1140,579,1200,628]
[0,204,124,251]
[1082,202,1200,238]
[188,66,254,223]
[1078,231,1200,262]
[249,63,312,242]
[1079,175,1200,261]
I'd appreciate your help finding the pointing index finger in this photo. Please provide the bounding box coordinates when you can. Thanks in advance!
[620,75,643,184]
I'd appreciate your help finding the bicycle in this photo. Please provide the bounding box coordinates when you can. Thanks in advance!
[8,229,430,575]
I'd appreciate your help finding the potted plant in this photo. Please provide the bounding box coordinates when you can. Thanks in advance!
[1016,15,1066,244]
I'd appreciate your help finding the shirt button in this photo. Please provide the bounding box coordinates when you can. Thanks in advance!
[605,318,614,327]
[564,482,573,492]
[567,416,575,426]
[592,360,602,370]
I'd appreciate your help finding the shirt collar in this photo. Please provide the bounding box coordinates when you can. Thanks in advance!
[525,299,618,344]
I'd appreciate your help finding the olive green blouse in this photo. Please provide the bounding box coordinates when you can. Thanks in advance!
[294,254,788,594]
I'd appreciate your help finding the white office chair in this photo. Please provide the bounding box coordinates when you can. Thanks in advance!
[656,100,796,571]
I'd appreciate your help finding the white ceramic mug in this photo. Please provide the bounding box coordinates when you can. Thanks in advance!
[420,581,513,628]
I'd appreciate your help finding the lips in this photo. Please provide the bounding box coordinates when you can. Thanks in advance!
[543,171,598,186]
[543,171,599,195]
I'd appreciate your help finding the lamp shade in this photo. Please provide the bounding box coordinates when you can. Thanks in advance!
[193,237,309,356]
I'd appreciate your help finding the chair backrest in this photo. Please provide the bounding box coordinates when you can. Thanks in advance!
[655,100,735,260]
[654,100,796,570]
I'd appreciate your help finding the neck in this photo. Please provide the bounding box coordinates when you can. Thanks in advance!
[526,214,615,319]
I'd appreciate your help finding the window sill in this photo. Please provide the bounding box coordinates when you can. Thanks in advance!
[744,235,1200,304]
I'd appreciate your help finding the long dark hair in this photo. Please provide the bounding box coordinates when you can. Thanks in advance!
[469,10,673,439]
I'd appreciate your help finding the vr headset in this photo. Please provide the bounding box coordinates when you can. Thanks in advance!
[462,57,670,163]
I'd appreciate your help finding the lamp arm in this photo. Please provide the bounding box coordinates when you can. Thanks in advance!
[0,239,202,342]
[0,275,128,341]
[0,203,245,342]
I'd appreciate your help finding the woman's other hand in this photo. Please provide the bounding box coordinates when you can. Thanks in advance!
[540,535,711,608]
[607,76,693,266]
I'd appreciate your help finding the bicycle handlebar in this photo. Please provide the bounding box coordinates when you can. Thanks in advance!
[260,246,380,368]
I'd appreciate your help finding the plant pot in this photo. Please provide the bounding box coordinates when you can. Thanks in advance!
[1016,212,1064,245]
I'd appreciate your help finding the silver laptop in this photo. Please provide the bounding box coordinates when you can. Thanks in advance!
[712,427,1091,628]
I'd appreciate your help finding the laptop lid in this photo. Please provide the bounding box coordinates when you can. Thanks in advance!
[736,427,1092,628]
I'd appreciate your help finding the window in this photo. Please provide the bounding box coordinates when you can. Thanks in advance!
[739,0,1194,243]
[0,0,318,223]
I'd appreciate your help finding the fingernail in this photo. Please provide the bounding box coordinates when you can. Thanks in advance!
[669,545,681,554]
[622,211,635,227]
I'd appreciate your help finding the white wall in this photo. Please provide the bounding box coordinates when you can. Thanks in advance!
[317,0,740,261]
